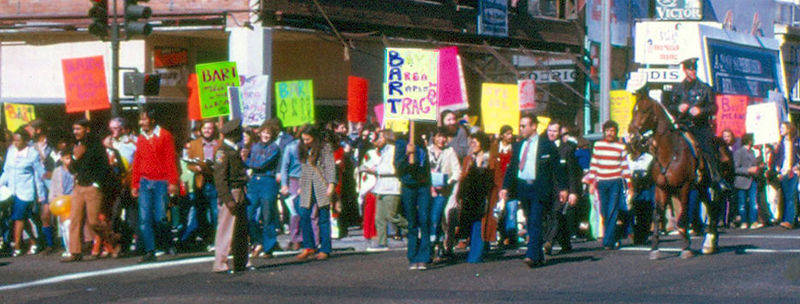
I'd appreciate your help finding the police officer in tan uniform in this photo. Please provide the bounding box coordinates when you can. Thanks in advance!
[212,119,249,273]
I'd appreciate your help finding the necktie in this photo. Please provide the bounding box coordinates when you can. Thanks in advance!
[519,139,531,171]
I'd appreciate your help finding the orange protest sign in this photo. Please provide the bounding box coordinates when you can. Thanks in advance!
[61,56,110,113]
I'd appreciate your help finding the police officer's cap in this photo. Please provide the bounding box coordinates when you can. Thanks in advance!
[221,119,242,137]
[681,57,699,70]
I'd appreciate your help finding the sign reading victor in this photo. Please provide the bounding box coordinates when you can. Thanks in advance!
[654,0,702,20]
[478,0,508,37]
[707,39,779,99]
[384,48,439,121]
[276,80,314,127]
[195,61,239,118]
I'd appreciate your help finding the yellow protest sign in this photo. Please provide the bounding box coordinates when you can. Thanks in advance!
[4,103,35,132]
[536,116,551,135]
[609,90,635,136]
[385,118,409,133]
[481,83,519,135]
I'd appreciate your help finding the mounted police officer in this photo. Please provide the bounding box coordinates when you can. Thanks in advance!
[665,57,727,189]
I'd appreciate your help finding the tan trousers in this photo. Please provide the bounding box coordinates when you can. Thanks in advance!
[69,185,117,254]
[213,189,249,272]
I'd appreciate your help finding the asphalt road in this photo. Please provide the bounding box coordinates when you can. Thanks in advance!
[1,226,799,303]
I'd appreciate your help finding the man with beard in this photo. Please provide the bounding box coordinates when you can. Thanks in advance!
[181,120,221,249]
[440,110,470,160]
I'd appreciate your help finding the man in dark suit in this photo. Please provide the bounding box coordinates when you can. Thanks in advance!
[542,121,581,255]
[500,113,567,268]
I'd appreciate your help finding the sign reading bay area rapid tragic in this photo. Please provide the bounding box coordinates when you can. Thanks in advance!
[384,48,438,121]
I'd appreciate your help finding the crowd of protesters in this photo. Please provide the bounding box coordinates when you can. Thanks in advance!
[0,105,798,273]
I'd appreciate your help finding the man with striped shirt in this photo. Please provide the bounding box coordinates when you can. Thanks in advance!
[584,121,631,250]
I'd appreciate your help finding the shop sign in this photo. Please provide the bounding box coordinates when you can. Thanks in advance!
[634,21,699,65]
[154,47,188,68]
[654,0,702,21]
[637,68,683,83]
[707,38,779,98]
[478,0,508,37]
[521,69,576,83]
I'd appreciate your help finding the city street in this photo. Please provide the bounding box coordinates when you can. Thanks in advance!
[1,225,799,303]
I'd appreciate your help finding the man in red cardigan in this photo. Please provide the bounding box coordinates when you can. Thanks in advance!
[131,109,179,263]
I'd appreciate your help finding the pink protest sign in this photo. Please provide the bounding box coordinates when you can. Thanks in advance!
[437,47,468,112]
[61,56,110,113]
[518,79,536,110]
[715,94,748,137]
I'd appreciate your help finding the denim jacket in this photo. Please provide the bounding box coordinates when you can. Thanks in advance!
[0,145,46,202]
[246,140,281,177]
[279,139,302,188]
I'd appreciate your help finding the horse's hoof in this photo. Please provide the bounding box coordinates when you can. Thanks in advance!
[649,250,661,260]
[680,250,694,259]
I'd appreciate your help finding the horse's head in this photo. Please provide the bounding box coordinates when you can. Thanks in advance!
[627,91,659,156]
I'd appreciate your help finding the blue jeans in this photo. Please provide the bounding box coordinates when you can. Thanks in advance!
[246,175,279,252]
[401,185,431,263]
[597,179,624,248]
[300,189,331,254]
[429,194,448,243]
[780,175,798,224]
[737,184,758,225]
[180,183,218,243]
[138,178,169,253]
[466,220,484,263]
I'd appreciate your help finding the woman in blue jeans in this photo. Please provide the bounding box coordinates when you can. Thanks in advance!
[427,127,461,260]
[295,127,336,261]
[771,122,800,229]
[245,120,282,258]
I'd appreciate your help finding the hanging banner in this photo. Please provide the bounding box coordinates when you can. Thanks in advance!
[61,56,110,113]
[275,80,315,127]
[227,86,242,122]
[383,48,439,121]
[437,47,469,112]
[481,83,519,135]
[609,90,635,136]
[373,103,409,133]
[348,76,369,123]
[518,79,536,110]
[195,61,239,118]
[715,95,748,137]
[4,103,35,132]
[478,0,508,37]
[241,75,270,127]
[746,102,780,146]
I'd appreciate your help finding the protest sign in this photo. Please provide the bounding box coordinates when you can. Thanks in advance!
[373,103,409,133]
[480,83,519,135]
[195,61,239,118]
[437,47,468,112]
[61,56,110,113]
[227,86,242,121]
[383,48,439,121]
[187,73,202,121]
[240,75,269,127]
[276,80,315,127]
[715,95,748,137]
[609,90,635,136]
[518,79,536,111]
[746,102,781,146]
[348,76,369,123]
[536,116,551,134]
[4,103,35,132]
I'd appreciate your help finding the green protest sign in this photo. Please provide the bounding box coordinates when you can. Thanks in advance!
[275,80,315,127]
[195,61,239,118]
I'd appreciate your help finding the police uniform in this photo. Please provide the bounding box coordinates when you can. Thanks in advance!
[212,119,249,273]
[666,58,721,182]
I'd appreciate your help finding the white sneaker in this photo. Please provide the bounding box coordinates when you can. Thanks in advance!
[367,246,389,252]
[409,263,419,270]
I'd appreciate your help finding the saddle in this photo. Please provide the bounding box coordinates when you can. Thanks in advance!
[677,129,708,185]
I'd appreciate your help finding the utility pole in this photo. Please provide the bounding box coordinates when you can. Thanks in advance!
[111,0,120,116]
[599,0,611,125]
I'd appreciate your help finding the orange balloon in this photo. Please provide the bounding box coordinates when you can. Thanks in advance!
[50,195,72,217]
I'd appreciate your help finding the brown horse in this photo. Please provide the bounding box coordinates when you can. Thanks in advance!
[628,91,723,260]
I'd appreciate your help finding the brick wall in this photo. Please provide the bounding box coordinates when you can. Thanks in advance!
[0,0,248,16]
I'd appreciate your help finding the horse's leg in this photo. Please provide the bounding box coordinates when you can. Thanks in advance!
[703,186,720,255]
[650,188,665,260]
[678,184,694,259]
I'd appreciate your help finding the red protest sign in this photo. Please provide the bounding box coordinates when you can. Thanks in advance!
[187,73,202,121]
[518,79,536,110]
[715,94,748,137]
[437,46,468,112]
[61,56,110,113]
[348,76,368,123]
